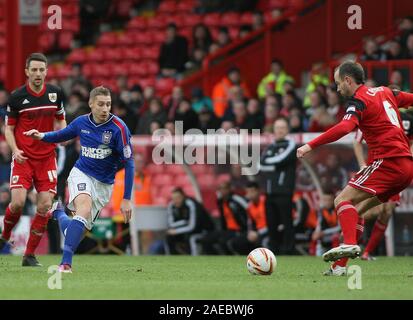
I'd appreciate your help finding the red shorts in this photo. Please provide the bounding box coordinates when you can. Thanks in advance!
[10,156,57,194]
[349,157,413,203]
[389,193,401,206]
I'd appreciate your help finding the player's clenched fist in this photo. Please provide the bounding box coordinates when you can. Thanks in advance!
[296,144,312,158]
[23,129,45,140]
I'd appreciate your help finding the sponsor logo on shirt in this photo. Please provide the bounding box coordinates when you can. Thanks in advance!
[81,129,90,134]
[81,146,112,159]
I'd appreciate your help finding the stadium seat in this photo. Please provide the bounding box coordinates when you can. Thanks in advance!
[153,174,173,186]
[127,76,141,88]
[153,197,169,206]
[0,36,5,48]
[139,78,156,88]
[229,27,239,40]
[220,12,241,27]
[45,64,58,79]
[267,0,289,10]
[197,174,216,189]
[134,31,153,45]
[124,46,142,61]
[147,16,167,30]
[127,16,147,30]
[117,32,135,46]
[177,1,194,13]
[155,77,176,96]
[87,48,105,62]
[152,31,165,44]
[181,14,202,28]
[240,12,253,25]
[39,32,56,52]
[165,164,185,175]
[183,186,196,197]
[147,163,165,174]
[82,63,94,78]
[64,18,80,33]
[158,1,177,14]
[103,47,124,61]
[141,46,159,60]
[203,13,221,28]
[112,63,129,77]
[98,32,118,47]
[67,48,87,64]
[159,185,175,197]
[56,64,72,79]
[58,31,74,50]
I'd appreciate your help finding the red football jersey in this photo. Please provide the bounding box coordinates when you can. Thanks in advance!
[345,85,412,160]
[6,83,65,160]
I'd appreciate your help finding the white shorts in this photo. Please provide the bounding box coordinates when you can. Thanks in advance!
[67,167,113,230]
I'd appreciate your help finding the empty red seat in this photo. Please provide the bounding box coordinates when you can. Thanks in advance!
[127,76,141,88]
[56,64,72,78]
[155,77,176,96]
[134,31,152,45]
[229,27,239,40]
[177,1,194,13]
[94,63,112,78]
[197,174,216,189]
[117,32,134,46]
[141,46,159,60]
[240,12,253,25]
[139,77,156,88]
[58,31,73,50]
[153,174,173,186]
[98,32,118,47]
[124,46,142,60]
[127,16,147,30]
[146,61,159,75]
[183,186,196,197]
[203,13,221,28]
[112,63,129,76]
[267,0,288,10]
[130,62,148,77]
[46,64,57,79]
[39,32,55,52]
[152,31,165,44]
[181,14,202,28]
[103,47,124,61]
[147,16,167,29]
[153,197,168,206]
[82,63,94,78]
[159,185,176,197]
[158,1,177,14]
[220,12,241,27]
[64,18,79,33]
[147,163,165,174]
[67,48,87,64]
[165,164,185,175]
[87,48,105,62]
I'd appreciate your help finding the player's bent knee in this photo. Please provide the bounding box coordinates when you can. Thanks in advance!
[10,202,25,213]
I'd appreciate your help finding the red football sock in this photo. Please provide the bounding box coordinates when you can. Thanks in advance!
[364,220,387,255]
[1,206,22,240]
[333,217,364,268]
[336,201,359,245]
[24,213,50,256]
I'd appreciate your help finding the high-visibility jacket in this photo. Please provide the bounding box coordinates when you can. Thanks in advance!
[257,71,294,98]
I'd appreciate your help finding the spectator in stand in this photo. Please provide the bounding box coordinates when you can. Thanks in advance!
[185,48,207,72]
[222,100,249,131]
[288,112,305,133]
[65,91,89,124]
[167,86,185,120]
[386,40,405,60]
[239,25,253,38]
[201,181,248,255]
[158,23,189,78]
[245,98,265,131]
[228,182,269,254]
[209,43,220,55]
[0,89,9,120]
[317,154,348,193]
[364,78,377,88]
[360,37,387,61]
[216,27,231,48]
[166,188,214,255]
[140,86,156,115]
[136,98,167,135]
[303,62,329,108]
[126,85,144,129]
[173,99,199,133]
[307,91,335,133]
[150,120,163,134]
[389,70,410,92]
[192,23,213,53]
[191,87,213,113]
[212,67,251,118]
[252,10,265,31]
[60,64,90,97]
[326,85,346,124]
[280,90,301,117]
[164,121,176,135]
[257,59,294,99]
[398,16,413,50]
[111,99,136,133]
[404,33,413,59]
[198,107,221,133]
[263,97,280,133]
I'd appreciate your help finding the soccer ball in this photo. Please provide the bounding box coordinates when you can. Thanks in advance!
[246,248,277,275]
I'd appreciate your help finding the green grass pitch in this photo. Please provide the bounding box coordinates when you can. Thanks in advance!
[0,255,412,299]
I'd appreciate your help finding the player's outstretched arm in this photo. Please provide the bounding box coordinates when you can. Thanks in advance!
[393,90,413,109]
[24,122,77,143]
[297,120,357,159]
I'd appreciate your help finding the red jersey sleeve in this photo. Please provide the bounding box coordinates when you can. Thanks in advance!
[392,90,413,109]
[5,94,18,126]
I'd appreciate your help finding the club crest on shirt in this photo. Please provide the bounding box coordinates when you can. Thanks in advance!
[102,131,112,144]
[48,93,57,103]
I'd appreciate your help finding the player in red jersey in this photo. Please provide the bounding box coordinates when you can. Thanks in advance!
[0,53,66,266]
[297,61,413,274]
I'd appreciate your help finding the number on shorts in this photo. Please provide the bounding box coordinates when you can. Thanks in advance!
[47,170,57,182]
[383,100,401,128]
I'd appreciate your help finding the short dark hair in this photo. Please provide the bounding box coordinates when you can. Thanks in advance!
[26,53,47,68]
[337,61,365,85]
[271,59,283,67]
[172,187,185,195]
[167,23,177,30]
[246,181,259,189]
